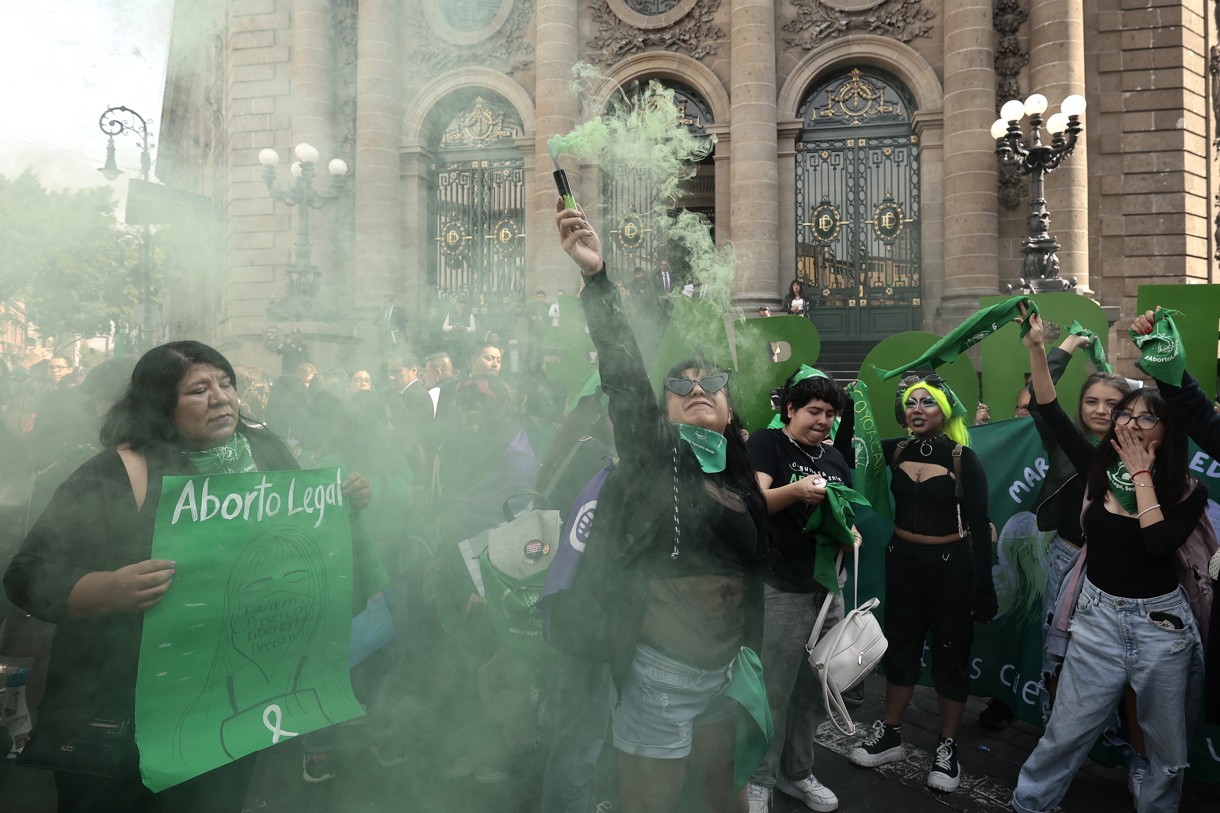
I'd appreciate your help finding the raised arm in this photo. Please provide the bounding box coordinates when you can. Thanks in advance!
[1022,308,1097,472]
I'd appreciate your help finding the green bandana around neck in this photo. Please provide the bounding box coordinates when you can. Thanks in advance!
[1129,308,1186,386]
[1106,458,1140,514]
[186,432,257,476]
[1068,320,1113,374]
[874,296,1038,380]
[677,424,727,473]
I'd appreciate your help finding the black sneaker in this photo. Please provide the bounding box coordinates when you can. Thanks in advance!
[978,698,1015,731]
[303,752,336,783]
[848,720,904,767]
[927,737,960,792]
[842,684,865,707]
[371,738,409,767]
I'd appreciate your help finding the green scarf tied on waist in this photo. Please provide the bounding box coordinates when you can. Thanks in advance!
[1106,458,1141,515]
[677,424,727,473]
[726,646,773,793]
[767,365,829,429]
[1129,308,1186,386]
[874,296,1038,380]
[803,482,871,595]
[1068,320,1112,374]
[186,432,257,475]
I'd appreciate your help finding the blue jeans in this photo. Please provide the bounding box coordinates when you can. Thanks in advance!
[540,653,614,813]
[1013,579,1204,813]
[1038,535,1080,722]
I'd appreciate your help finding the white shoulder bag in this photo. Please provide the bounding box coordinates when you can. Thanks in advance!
[805,544,887,735]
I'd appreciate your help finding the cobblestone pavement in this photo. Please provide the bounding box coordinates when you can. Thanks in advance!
[4,674,1218,812]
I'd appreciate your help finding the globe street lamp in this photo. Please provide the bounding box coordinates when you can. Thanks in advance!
[993,93,1086,293]
[98,106,155,348]
[258,144,348,317]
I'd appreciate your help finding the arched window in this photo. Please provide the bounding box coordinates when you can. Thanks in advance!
[429,93,526,301]
[796,68,921,341]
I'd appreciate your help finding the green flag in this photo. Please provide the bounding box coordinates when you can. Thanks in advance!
[136,468,365,792]
[1130,308,1186,386]
[846,381,892,521]
[1068,320,1112,374]
[803,482,870,594]
[874,296,1037,380]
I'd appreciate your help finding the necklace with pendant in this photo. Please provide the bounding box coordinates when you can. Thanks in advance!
[783,427,824,467]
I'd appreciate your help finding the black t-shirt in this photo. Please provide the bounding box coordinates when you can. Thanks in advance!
[747,427,853,593]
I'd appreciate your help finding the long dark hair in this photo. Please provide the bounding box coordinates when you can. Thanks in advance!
[100,341,247,457]
[662,358,768,534]
[1085,388,1190,505]
[1074,372,1131,435]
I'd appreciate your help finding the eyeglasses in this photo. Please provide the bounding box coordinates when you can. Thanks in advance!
[664,371,730,396]
[1112,410,1161,429]
[904,396,939,410]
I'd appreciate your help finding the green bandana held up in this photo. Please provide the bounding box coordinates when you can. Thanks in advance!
[803,483,871,595]
[874,296,1038,380]
[1106,458,1140,515]
[766,365,830,429]
[677,424,727,473]
[186,432,257,475]
[1129,308,1186,386]
[1068,321,1113,374]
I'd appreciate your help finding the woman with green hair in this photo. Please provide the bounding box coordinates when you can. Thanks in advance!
[848,375,996,794]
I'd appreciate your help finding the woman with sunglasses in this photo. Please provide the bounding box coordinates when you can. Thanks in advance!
[848,375,995,794]
[1012,310,1206,813]
[549,201,769,813]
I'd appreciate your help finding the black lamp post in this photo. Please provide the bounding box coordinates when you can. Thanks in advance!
[992,93,1087,293]
[258,144,347,319]
[98,105,155,348]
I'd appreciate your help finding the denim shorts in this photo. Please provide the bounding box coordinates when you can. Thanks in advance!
[612,644,738,759]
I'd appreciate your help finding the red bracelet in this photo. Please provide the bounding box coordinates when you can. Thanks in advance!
[1131,469,1152,479]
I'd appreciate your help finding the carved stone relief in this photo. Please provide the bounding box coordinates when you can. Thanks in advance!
[994,0,1028,210]
[406,0,534,75]
[782,0,935,48]
[586,0,726,62]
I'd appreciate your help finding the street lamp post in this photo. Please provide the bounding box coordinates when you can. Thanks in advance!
[992,93,1087,293]
[258,144,348,320]
[98,105,155,349]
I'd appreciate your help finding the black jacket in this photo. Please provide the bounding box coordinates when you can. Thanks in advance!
[547,270,766,694]
[1028,348,1085,542]
[3,428,298,754]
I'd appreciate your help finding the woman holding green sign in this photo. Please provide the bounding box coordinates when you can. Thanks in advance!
[1012,310,1206,813]
[4,341,370,812]
[550,200,770,813]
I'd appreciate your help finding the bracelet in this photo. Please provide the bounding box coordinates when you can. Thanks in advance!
[1131,469,1152,479]
[1134,481,1155,488]
[1136,503,1162,518]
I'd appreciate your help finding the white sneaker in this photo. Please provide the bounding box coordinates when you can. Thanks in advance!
[776,774,839,812]
[747,783,770,813]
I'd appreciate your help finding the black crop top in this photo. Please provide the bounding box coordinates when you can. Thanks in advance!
[883,435,990,539]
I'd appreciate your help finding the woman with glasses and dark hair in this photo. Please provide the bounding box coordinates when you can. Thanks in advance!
[849,373,995,794]
[3,341,370,812]
[1012,310,1206,813]
[550,201,769,813]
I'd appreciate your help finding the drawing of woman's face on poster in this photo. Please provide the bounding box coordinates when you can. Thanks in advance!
[224,526,327,679]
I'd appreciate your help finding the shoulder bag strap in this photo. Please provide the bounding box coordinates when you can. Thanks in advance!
[889,438,911,470]
[807,549,845,651]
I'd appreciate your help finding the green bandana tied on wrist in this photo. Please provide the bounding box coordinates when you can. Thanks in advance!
[803,482,871,595]
[1068,321,1112,374]
[1106,458,1141,515]
[677,424,727,473]
[767,365,829,429]
[874,295,1038,380]
[1129,308,1186,386]
[186,432,257,475]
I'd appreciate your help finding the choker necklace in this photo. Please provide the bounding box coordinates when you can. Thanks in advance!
[915,432,946,457]
[783,427,824,464]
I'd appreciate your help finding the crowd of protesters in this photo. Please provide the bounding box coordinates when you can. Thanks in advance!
[0,203,1215,813]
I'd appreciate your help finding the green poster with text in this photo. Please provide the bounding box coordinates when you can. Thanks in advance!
[135,467,364,792]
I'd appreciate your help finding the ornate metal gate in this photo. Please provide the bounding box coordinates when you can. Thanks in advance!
[603,81,714,273]
[795,68,921,341]
[431,95,527,303]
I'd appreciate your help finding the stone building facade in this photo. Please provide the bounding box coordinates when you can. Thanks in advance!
[155,0,1217,374]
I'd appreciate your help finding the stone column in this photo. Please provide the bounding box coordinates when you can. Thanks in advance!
[939,0,999,328]
[729,0,779,308]
[354,0,402,315]
[1029,0,1088,292]
[291,0,337,295]
[776,119,803,299]
[533,0,579,291]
